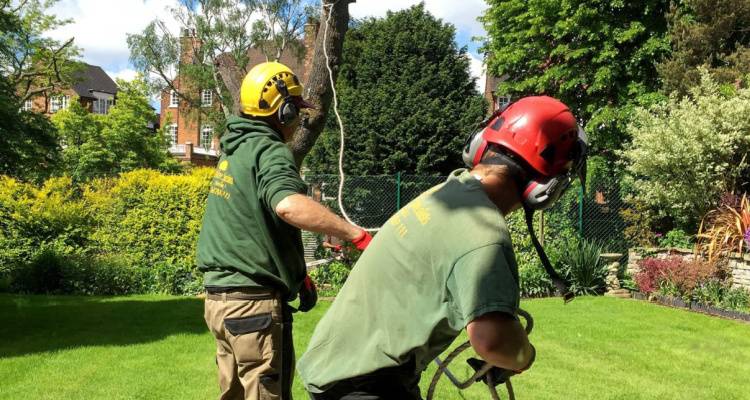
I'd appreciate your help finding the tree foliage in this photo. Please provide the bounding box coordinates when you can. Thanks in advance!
[128,0,351,165]
[127,0,310,119]
[0,0,82,102]
[480,0,671,157]
[52,77,179,181]
[622,72,750,231]
[0,74,59,181]
[305,4,486,175]
[658,0,750,95]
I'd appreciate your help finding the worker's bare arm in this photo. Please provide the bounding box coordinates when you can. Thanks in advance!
[275,193,362,241]
[466,311,533,371]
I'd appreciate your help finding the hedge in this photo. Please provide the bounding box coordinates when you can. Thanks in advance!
[0,168,213,295]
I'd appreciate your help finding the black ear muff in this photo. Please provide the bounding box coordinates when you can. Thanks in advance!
[279,101,299,126]
[275,79,299,126]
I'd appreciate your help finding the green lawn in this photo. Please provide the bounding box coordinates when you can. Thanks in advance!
[1,295,748,400]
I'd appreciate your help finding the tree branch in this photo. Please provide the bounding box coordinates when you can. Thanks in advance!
[289,0,355,166]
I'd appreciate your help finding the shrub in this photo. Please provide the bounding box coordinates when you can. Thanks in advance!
[309,261,351,297]
[721,287,750,312]
[658,229,693,249]
[635,256,719,301]
[518,264,553,298]
[622,72,750,231]
[10,246,69,294]
[697,193,750,262]
[61,254,146,295]
[85,168,213,295]
[556,238,607,295]
[0,176,91,284]
[692,279,726,307]
[10,247,144,295]
[634,257,672,294]
[146,262,203,295]
[1,168,213,296]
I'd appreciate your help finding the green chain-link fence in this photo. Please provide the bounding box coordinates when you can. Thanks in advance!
[304,174,446,229]
[303,173,629,262]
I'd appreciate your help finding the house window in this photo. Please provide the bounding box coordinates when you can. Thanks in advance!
[200,125,213,149]
[496,95,512,111]
[93,98,114,114]
[169,90,179,108]
[22,99,33,112]
[167,123,178,146]
[201,89,212,107]
[50,95,70,113]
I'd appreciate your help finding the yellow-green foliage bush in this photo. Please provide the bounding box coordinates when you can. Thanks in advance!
[0,176,91,272]
[85,168,213,294]
[0,168,213,295]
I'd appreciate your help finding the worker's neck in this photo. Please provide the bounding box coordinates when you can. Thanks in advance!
[471,168,522,216]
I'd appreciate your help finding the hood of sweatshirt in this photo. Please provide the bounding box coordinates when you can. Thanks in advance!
[221,116,283,155]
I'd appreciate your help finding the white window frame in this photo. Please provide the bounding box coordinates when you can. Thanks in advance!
[496,95,512,111]
[50,95,70,113]
[169,90,179,108]
[200,125,213,149]
[93,98,114,114]
[22,99,33,112]
[201,89,212,107]
[167,123,178,146]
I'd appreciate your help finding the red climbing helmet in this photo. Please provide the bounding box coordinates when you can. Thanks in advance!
[463,96,587,210]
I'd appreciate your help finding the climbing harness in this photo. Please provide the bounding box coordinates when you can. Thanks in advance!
[428,309,534,400]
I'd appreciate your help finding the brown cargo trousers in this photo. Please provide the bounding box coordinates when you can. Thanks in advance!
[204,288,295,400]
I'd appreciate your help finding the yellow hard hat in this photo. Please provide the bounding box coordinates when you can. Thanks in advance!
[240,61,312,118]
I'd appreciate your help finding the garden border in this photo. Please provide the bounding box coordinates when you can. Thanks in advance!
[631,291,750,323]
[627,247,750,291]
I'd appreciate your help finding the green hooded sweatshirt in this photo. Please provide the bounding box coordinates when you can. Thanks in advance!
[196,116,307,300]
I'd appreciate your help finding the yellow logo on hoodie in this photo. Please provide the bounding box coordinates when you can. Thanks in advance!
[210,160,234,200]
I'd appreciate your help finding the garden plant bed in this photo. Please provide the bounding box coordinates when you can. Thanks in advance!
[632,292,750,322]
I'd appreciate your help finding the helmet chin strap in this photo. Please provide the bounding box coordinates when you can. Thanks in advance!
[523,205,575,303]
[478,151,575,303]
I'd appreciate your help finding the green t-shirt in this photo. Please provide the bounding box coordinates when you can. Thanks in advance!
[297,169,520,393]
[196,116,307,300]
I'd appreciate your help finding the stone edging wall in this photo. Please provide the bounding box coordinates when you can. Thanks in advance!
[627,247,750,291]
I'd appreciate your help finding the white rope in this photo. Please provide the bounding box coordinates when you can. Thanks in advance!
[322,2,379,232]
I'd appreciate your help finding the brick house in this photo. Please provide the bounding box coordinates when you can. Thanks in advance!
[21,63,118,116]
[161,24,319,167]
[484,71,511,114]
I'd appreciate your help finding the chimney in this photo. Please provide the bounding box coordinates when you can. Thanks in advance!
[179,27,200,65]
[302,21,320,84]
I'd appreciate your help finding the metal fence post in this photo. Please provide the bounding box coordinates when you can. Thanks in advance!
[578,185,584,239]
[396,171,402,210]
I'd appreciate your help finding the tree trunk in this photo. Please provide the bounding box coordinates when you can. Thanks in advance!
[214,54,244,116]
[289,0,354,167]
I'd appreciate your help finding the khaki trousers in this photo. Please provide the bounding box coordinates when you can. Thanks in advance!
[204,289,294,400]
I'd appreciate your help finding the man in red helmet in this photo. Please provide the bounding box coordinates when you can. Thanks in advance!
[297,96,587,399]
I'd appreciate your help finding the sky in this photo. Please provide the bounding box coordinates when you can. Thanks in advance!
[48,0,489,110]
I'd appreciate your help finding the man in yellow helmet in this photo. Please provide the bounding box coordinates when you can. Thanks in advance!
[197,61,372,400]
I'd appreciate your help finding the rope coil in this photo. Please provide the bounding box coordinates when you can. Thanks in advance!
[427,309,533,400]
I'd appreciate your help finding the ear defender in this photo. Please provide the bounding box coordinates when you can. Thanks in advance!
[274,79,299,126]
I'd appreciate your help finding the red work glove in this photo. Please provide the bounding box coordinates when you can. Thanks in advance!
[298,275,317,312]
[351,230,373,250]
[333,244,343,252]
